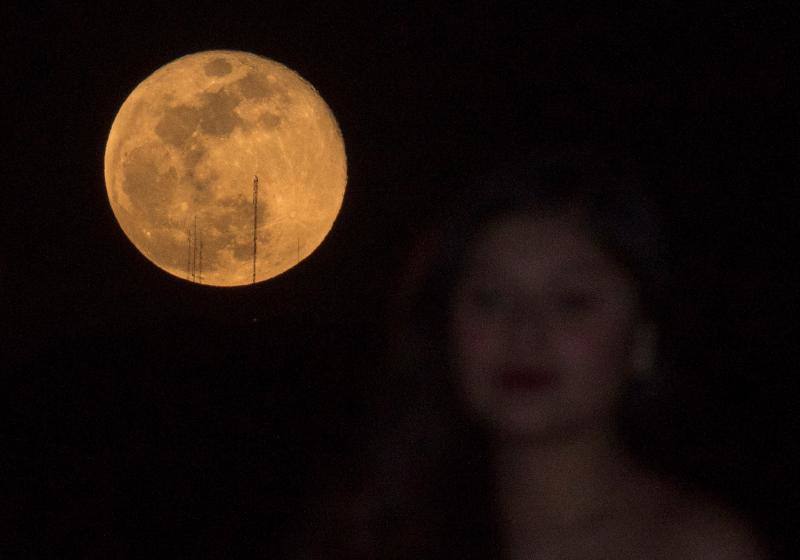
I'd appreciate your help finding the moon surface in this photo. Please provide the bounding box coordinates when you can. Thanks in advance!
[105,50,346,286]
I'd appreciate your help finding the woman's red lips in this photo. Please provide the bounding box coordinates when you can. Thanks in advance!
[496,367,557,391]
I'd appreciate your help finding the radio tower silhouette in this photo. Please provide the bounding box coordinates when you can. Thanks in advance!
[185,216,203,283]
[187,226,192,281]
[198,238,203,284]
[252,175,259,284]
[192,216,198,283]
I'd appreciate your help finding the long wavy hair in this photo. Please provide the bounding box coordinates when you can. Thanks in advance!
[291,143,672,559]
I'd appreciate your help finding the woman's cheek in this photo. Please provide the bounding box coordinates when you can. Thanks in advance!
[453,312,501,353]
[554,328,630,384]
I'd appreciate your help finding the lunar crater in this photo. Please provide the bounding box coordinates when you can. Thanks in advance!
[259,111,282,129]
[197,90,243,137]
[204,58,232,77]
[235,72,275,100]
[122,145,178,218]
[155,104,200,147]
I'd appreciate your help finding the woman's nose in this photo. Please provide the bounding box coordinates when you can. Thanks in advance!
[505,302,550,351]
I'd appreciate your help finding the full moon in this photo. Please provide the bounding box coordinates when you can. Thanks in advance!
[105,50,346,286]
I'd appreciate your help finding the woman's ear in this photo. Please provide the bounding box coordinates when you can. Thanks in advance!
[631,321,657,378]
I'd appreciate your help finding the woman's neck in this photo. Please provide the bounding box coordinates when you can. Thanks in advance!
[492,423,646,549]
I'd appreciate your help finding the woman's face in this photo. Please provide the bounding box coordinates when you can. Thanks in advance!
[449,211,653,441]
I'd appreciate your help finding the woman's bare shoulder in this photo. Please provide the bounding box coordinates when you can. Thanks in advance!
[656,480,770,560]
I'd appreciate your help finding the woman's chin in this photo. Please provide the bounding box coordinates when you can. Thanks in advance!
[483,406,610,446]
[481,406,563,444]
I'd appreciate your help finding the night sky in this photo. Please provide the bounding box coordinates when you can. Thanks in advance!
[7,4,797,556]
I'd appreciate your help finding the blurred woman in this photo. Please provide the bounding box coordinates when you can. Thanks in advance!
[292,145,768,559]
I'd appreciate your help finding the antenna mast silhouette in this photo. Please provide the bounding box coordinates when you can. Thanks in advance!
[187,226,192,281]
[192,216,198,283]
[186,216,203,283]
[252,175,259,284]
[198,238,203,285]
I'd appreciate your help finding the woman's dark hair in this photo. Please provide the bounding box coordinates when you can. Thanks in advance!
[405,143,667,362]
[292,143,672,559]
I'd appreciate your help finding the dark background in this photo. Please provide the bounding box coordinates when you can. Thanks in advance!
[6,3,797,557]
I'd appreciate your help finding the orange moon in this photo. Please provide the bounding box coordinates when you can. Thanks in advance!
[104,50,346,286]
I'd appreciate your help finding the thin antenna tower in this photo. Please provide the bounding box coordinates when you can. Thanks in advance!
[253,175,259,284]
[192,216,197,283]
[198,238,203,284]
[187,226,192,280]
[295,175,299,264]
